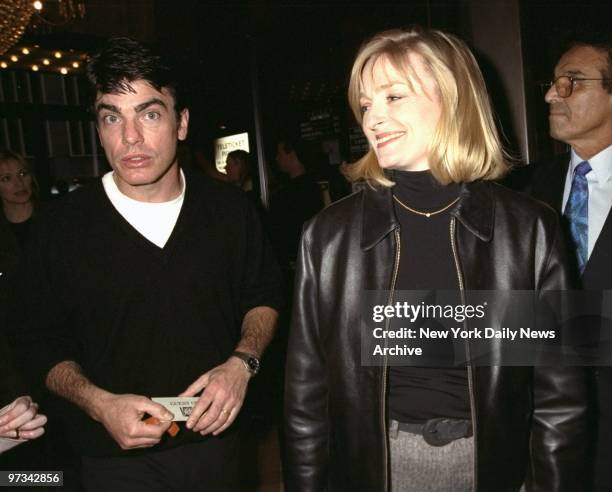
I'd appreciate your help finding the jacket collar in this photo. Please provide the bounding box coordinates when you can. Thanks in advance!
[360,179,494,251]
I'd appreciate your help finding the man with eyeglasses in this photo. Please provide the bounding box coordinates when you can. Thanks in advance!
[529,35,612,492]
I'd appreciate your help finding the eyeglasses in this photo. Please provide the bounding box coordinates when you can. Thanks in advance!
[541,75,612,98]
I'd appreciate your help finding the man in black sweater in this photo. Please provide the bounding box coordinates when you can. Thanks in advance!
[21,38,282,491]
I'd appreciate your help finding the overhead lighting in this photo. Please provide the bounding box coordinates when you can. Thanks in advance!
[54,51,62,59]
[0,3,37,56]
[10,55,18,62]
[0,62,7,69]
[33,1,43,10]
[22,47,30,55]
[59,67,68,75]
[72,61,79,68]
[42,58,50,65]
[32,64,39,71]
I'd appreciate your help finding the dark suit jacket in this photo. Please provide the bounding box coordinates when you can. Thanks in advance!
[527,153,612,290]
[526,153,612,492]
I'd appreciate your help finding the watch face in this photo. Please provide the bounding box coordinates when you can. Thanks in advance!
[247,357,260,373]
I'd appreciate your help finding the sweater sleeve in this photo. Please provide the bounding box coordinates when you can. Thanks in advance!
[237,196,284,319]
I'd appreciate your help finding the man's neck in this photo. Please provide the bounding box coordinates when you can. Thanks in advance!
[572,137,612,161]
[113,165,183,203]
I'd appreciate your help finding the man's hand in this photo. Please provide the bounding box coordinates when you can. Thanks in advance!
[180,357,250,436]
[46,361,175,450]
[0,396,47,440]
[93,393,174,450]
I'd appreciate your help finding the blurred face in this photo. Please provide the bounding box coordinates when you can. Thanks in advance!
[0,159,33,206]
[275,143,291,173]
[360,54,442,171]
[225,156,242,185]
[545,45,612,159]
[95,79,189,201]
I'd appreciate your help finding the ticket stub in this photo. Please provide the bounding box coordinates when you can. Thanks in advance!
[152,397,199,421]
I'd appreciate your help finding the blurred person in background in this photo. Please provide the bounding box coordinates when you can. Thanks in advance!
[225,150,252,191]
[269,137,324,271]
[527,33,612,492]
[0,168,47,455]
[0,150,37,265]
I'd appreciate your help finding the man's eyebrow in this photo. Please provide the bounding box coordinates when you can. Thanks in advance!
[96,102,121,114]
[134,98,168,113]
[559,69,586,76]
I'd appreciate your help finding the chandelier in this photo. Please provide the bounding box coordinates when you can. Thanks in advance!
[0,0,86,56]
[0,1,36,56]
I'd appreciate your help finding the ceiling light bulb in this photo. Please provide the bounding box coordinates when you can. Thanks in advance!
[42,59,50,65]
[0,62,7,69]
[22,48,30,55]
[54,51,62,59]
[33,1,43,10]
[60,67,68,75]
[72,61,79,68]
[32,65,39,71]
[10,55,18,62]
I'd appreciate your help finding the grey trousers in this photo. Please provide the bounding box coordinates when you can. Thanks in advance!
[389,420,474,492]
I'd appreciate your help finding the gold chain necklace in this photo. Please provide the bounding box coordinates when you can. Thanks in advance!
[393,194,460,218]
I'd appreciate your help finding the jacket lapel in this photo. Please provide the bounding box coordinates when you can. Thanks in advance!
[359,179,494,251]
[360,184,399,251]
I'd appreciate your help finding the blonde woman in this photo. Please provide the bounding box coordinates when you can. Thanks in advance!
[284,27,586,492]
[0,150,37,257]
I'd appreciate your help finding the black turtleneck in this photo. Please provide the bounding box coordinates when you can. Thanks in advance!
[388,170,470,423]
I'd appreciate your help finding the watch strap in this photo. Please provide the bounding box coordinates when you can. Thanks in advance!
[231,351,260,375]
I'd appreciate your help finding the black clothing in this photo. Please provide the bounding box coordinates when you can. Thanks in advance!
[0,216,29,406]
[20,169,282,458]
[0,330,22,405]
[527,154,612,492]
[269,173,324,265]
[81,435,242,492]
[388,171,468,423]
[8,219,33,251]
[284,179,587,492]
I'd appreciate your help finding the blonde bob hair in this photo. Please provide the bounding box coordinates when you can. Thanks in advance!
[345,27,509,187]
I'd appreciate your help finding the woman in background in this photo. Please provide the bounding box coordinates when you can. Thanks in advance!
[0,149,37,255]
[0,150,46,456]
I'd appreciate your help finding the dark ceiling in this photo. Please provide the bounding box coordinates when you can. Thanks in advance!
[13,0,612,156]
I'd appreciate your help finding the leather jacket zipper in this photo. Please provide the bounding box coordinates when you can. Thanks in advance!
[382,228,401,492]
[450,217,478,492]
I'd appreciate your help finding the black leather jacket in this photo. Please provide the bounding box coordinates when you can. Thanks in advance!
[284,180,587,492]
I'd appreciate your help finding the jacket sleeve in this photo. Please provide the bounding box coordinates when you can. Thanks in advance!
[283,225,329,492]
[529,215,588,492]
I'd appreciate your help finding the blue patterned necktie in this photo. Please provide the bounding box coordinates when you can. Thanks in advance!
[564,160,592,274]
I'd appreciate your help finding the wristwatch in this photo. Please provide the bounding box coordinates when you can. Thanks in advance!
[231,351,260,376]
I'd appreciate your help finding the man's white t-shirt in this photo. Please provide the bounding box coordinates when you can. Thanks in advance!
[102,170,186,248]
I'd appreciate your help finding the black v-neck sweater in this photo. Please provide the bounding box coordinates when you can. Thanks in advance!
[18,168,283,457]
[388,170,470,423]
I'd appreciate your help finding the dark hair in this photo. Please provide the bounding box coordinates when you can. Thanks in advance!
[226,150,252,182]
[86,37,186,115]
[568,30,612,93]
[278,136,308,165]
[227,149,251,168]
